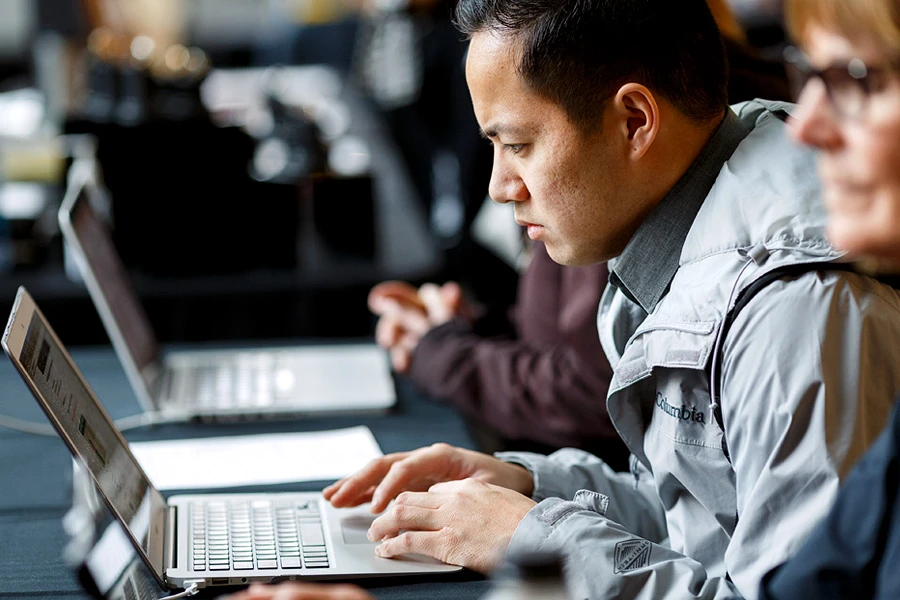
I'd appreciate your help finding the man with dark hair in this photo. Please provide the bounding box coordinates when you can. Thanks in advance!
[231,1,900,599]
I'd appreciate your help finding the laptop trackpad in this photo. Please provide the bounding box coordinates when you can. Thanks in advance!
[341,514,377,545]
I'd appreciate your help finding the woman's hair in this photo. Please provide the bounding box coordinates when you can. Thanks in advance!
[785,0,900,53]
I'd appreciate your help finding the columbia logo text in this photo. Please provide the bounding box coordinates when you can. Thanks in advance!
[655,392,706,425]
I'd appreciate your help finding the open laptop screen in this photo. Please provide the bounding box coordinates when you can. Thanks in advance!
[62,170,161,406]
[3,289,168,581]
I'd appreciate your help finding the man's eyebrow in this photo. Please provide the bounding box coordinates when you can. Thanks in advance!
[480,124,529,140]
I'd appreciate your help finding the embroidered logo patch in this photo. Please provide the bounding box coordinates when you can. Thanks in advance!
[614,539,651,573]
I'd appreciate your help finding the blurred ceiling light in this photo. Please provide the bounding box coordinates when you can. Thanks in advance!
[328,135,370,177]
[163,43,191,73]
[130,35,156,62]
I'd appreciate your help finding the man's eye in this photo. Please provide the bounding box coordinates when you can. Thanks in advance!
[504,144,525,154]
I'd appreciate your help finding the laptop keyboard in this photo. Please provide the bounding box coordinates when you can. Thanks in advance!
[183,354,298,410]
[190,499,330,571]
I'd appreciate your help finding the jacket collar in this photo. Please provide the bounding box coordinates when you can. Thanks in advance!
[609,110,749,314]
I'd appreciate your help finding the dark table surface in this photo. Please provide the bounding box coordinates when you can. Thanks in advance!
[0,345,490,600]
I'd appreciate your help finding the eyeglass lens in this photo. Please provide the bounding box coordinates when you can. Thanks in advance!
[784,47,869,117]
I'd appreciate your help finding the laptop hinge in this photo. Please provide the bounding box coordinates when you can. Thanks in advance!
[164,506,177,571]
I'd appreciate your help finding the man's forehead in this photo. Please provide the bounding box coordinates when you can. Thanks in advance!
[468,29,521,61]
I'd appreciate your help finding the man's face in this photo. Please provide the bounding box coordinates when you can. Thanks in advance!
[465,32,635,266]
[789,24,900,262]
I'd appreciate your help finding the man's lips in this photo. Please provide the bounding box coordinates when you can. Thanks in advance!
[517,219,545,240]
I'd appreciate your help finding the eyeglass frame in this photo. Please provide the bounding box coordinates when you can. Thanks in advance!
[782,44,900,119]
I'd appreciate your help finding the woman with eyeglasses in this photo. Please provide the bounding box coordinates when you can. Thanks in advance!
[759,0,900,598]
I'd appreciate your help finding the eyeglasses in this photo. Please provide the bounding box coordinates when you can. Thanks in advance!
[783,45,900,118]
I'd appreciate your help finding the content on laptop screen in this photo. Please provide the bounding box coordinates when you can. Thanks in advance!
[10,299,165,568]
[67,179,160,385]
[69,463,166,600]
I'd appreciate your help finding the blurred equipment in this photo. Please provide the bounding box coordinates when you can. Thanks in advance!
[203,66,378,265]
[54,1,379,276]
[63,7,297,276]
[0,133,69,272]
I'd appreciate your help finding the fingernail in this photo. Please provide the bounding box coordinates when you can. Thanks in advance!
[375,544,386,557]
[367,528,375,542]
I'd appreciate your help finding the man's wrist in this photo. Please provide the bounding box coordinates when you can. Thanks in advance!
[504,462,535,497]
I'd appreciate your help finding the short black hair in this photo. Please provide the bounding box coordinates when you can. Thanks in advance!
[456,0,729,130]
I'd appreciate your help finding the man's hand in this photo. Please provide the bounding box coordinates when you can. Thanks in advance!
[323,443,534,513]
[368,478,537,573]
[368,280,469,373]
[219,582,372,600]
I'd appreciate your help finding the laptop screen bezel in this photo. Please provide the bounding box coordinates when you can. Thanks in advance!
[1,287,170,588]
[58,160,163,413]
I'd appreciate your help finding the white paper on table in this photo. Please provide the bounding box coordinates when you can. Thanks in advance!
[129,426,383,491]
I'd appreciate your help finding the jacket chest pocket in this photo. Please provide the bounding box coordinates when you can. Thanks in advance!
[646,375,723,454]
[635,322,724,454]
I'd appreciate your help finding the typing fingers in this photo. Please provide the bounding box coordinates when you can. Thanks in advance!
[366,491,444,540]
[374,530,449,564]
[369,449,449,512]
[324,454,409,508]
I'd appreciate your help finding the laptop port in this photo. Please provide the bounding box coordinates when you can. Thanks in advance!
[211,578,229,585]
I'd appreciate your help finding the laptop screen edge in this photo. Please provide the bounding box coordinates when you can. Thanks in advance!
[58,161,162,413]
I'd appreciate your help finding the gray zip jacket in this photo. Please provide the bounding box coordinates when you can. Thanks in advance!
[497,101,900,600]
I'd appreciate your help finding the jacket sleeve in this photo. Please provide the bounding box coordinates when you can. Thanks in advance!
[495,448,667,541]
[407,320,618,449]
[499,450,744,599]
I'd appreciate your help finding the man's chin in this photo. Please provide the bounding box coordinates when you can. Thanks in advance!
[544,244,599,267]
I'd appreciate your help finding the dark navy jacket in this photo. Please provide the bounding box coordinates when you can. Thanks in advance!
[760,402,900,599]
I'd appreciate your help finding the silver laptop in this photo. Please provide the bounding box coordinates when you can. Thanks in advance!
[58,160,395,422]
[2,287,461,593]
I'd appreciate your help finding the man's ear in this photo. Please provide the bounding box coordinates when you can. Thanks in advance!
[611,83,659,162]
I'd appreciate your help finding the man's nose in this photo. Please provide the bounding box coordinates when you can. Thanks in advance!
[488,161,529,204]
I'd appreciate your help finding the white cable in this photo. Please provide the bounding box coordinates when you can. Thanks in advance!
[158,581,201,600]
[0,410,162,436]
[0,414,57,435]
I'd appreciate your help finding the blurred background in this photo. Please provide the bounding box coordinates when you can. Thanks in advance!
[0,0,789,347]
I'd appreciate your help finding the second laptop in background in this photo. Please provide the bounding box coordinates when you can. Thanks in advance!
[58,159,395,422]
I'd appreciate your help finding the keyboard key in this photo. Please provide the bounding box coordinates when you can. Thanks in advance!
[233,561,254,570]
[257,560,278,569]
[299,523,325,547]
[281,557,302,569]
